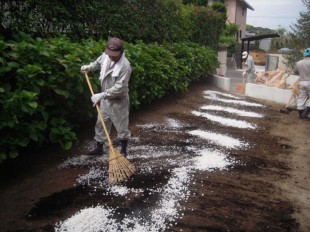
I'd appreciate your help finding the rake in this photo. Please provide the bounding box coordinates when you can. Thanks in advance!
[279,80,300,114]
[279,93,298,114]
[84,72,136,185]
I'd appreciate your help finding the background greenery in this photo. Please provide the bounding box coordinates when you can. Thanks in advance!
[2,0,308,163]
[0,0,226,162]
[0,0,226,48]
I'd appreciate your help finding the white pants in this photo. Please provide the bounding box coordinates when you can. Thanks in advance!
[246,72,256,83]
[94,97,131,144]
[296,80,310,110]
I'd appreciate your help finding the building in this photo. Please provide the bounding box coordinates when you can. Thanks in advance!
[209,0,254,42]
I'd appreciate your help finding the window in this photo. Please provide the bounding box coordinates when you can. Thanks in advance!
[242,7,246,16]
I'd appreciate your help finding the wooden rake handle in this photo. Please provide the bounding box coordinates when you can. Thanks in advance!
[84,72,113,148]
[285,93,298,109]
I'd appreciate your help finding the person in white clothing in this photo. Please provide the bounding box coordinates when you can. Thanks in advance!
[294,47,310,119]
[81,37,132,156]
[242,51,256,82]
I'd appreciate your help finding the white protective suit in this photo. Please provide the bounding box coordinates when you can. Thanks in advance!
[87,53,132,144]
[244,55,256,82]
[295,57,310,110]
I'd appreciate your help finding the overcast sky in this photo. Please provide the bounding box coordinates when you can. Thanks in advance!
[246,0,307,32]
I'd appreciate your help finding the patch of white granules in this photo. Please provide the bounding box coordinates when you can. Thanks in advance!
[191,110,256,129]
[200,105,264,118]
[188,129,249,149]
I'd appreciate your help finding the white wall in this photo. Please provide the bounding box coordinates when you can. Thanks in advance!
[268,53,290,70]
[259,39,272,51]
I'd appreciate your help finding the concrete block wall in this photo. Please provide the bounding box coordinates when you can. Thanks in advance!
[245,83,292,105]
[211,73,299,106]
[211,74,231,92]
[245,75,298,106]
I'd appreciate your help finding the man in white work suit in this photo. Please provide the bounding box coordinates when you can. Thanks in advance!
[81,37,132,157]
[242,51,256,83]
[295,47,310,120]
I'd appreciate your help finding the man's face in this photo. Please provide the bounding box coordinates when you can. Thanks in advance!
[109,53,122,62]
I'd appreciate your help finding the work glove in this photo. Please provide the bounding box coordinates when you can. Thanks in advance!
[91,92,106,106]
[80,65,90,73]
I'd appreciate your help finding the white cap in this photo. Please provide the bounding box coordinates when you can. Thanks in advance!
[242,51,248,59]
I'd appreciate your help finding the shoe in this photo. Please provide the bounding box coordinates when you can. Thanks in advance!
[301,107,310,119]
[120,140,128,157]
[88,141,103,156]
[298,110,303,119]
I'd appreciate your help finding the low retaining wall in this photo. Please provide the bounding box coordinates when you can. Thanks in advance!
[245,83,292,105]
[211,74,230,92]
[211,73,299,106]
[245,75,299,105]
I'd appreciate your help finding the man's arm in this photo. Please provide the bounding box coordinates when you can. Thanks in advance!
[88,54,104,72]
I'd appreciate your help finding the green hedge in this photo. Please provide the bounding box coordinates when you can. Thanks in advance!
[1,0,226,47]
[0,34,218,163]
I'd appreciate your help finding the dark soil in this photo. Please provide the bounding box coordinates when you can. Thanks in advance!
[0,77,309,232]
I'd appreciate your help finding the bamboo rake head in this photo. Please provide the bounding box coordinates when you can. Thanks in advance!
[108,146,136,185]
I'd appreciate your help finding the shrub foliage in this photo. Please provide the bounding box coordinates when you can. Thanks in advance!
[1,0,226,47]
[0,0,224,162]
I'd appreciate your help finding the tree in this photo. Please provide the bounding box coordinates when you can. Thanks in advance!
[246,25,275,35]
[285,0,310,67]
[276,26,287,36]
[290,0,310,48]
[219,22,239,47]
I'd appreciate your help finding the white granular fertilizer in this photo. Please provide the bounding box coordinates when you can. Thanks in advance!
[191,110,256,129]
[136,123,160,129]
[203,95,265,107]
[55,206,118,232]
[200,105,264,118]
[192,149,232,171]
[203,90,241,99]
[107,185,145,196]
[58,155,101,168]
[129,145,182,159]
[188,129,248,149]
[55,167,191,232]
[76,168,106,186]
[165,118,183,128]
[108,185,130,196]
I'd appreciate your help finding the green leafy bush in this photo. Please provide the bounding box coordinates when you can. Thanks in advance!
[0,33,99,161]
[187,5,226,48]
[1,0,226,47]
[219,22,239,47]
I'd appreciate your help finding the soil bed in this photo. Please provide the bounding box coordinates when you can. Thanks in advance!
[0,77,309,232]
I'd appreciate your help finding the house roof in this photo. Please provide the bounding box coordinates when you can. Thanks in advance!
[238,0,254,11]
